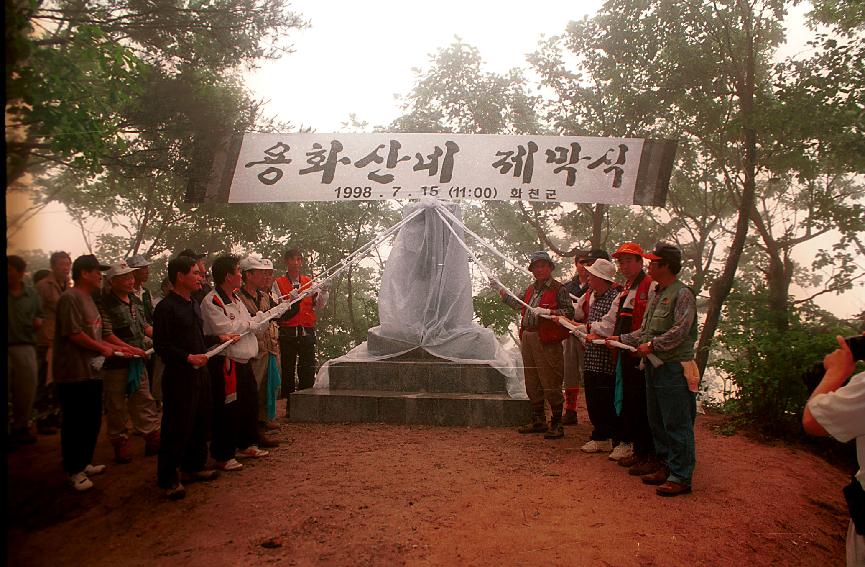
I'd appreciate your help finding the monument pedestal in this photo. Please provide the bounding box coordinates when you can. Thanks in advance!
[290,349,529,426]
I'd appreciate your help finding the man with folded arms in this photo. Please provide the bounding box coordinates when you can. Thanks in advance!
[608,243,699,497]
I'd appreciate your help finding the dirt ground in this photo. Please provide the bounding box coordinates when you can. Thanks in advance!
[6,404,853,567]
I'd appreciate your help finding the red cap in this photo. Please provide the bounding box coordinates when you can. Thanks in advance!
[612,242,644,258]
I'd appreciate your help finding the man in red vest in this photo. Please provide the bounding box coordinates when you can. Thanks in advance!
[498,251,574,439]
[588,242,656,469]
[272,248,329,418]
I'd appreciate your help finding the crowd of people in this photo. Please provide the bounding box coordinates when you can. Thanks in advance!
[7,240,862,563]
[497,242,699,498]
[6,247,326,499]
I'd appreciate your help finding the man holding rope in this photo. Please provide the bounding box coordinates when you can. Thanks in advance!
[608,243,699,497]
[498,251,574,439]
[153,255,234,499]
[273,248,330,418]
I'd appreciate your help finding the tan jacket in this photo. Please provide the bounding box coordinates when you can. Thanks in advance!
[237,287,280,358]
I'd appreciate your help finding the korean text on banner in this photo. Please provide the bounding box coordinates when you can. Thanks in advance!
[187,133,676,207]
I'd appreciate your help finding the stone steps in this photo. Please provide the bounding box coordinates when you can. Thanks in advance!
[289,352,530,427]
[290,388,528,427]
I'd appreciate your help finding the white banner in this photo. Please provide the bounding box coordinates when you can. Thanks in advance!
[190,133,676,206]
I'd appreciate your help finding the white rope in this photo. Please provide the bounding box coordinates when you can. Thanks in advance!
[433,208,532,310]
[434,203,528,274]
[192,206,428,365]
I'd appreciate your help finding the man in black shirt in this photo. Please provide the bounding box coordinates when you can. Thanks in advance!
[153,255,234,499]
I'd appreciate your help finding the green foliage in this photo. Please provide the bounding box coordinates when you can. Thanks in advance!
[714,283,860,435]
[6,0,306,186]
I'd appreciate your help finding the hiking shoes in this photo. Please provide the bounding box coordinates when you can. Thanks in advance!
[180,470,220,483]
[656,481,692,497]
[629,458,663,476]
[83,463,106,476]
[215,458,243,471]
[581,439,613,453]
[236,445,269,458]
[69,472,94,492]
[164,483,186,500]
[544,422,565,439]
[608,442,633,462]
[640,466,670,486]
[517,420,548,434]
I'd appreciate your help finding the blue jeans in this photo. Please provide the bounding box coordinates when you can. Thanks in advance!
[645,362,696,485]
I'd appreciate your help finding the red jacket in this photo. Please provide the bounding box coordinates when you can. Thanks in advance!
[521,281,570,344]
[274,274,316,328]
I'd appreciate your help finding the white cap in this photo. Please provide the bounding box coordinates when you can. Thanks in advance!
[240,255,274,272]
[106,261,136,279]
[585,258,617,282]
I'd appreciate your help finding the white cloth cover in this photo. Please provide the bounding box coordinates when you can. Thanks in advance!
[315,200,526,399]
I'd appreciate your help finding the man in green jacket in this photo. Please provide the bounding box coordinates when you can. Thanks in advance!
[611,243,698,497]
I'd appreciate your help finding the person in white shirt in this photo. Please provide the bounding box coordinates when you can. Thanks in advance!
[803,335,865,567]
[200,255,271,472]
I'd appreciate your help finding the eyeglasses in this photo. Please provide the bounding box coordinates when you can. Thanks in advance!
[649,260,663,266]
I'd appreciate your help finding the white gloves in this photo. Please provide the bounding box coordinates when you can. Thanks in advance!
[249,310,272,330]
[530,306,552,317]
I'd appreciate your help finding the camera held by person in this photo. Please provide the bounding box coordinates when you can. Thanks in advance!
[802,335,865,394]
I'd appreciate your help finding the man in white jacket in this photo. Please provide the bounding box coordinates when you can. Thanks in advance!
[200,255,271,472]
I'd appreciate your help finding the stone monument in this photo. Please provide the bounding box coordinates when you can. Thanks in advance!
[290,200,529,426]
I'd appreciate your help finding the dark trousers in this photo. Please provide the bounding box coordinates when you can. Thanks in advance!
[157,366,211,488]
[620,358,655,456]
[208,357,258,462]
[278,328,316,396]
[584,370,617,441]
[35,346,61,426]
[57,380,103,475]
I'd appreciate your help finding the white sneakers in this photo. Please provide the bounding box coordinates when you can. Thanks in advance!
[581,439,614,453]
[84,463,106,475]
[236,445,269,459]
[69,463,106,492]
[69,472,94,492]
[608,442,634,461]
[215,458,243,471]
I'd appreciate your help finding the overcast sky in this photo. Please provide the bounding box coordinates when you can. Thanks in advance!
[7,0,862,318]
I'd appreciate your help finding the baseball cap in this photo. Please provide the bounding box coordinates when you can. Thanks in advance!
[612,242,645,258]
[643,242,682,264]
[126,254,151,268]
[527,251,555,270]
[585,258,617,282]
[106,260,136,279]
[176,248,208,261]
[72,254,110,277]
[240,255,274,272]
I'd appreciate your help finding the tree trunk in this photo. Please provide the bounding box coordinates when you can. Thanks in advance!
[696,6,758,375]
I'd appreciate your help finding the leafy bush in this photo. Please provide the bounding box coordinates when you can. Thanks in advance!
[713,286,859,435]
